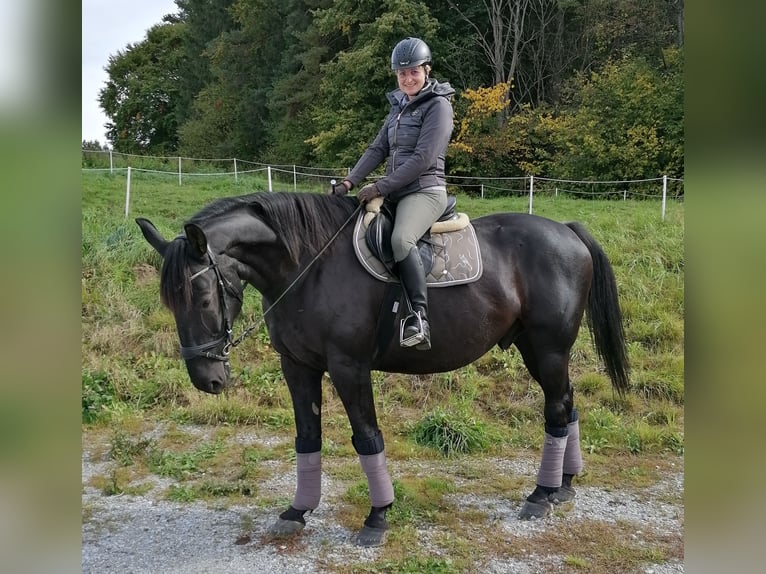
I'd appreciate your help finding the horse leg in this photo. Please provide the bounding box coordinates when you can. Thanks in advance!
[268,355,324,537]
[514,335,579,519]
[553,407,583,504]
[328,356,394,547]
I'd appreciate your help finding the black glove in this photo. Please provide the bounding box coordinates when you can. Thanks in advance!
[329,179,351,196]
[357,183,381,203]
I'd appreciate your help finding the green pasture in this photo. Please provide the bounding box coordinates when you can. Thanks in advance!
[82,169,684,573]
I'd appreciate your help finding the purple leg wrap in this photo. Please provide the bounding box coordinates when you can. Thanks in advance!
[292,451,321,511]
[359,451,395,508]
[536,433,568,488]
[562,416,583,476]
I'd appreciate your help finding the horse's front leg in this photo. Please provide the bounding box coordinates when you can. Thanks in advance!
[328,354,394,547]
[268,355,324,537]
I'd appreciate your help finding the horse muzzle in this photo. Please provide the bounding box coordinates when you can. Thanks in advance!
[185,358,231,394]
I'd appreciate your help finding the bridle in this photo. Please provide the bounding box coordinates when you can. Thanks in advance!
[179,246,239,363]
[177,201,363,364]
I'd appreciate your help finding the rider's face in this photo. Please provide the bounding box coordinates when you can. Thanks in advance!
[396,66,426,98]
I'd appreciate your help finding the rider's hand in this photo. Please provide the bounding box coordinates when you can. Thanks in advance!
[357,183,381,203]
[329,179,352,196]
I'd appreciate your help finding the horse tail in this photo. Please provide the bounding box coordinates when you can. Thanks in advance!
[566,222,630,394]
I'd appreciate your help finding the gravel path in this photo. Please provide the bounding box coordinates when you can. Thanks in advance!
[82,436,684,573]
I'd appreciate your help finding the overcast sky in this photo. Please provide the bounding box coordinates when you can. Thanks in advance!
[82,0,179,145]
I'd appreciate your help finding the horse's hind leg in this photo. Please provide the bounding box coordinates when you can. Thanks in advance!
[268,356,324,537]
[514,334,583,519]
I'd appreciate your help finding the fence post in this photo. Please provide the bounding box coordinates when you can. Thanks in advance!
[481,183,484,199]
[661,174,668,221]
[267,165,273,192]
[125,166,132,218]
[623,190,627,201]
[293,164,297,193]
[234,158,238,183]
[528,175,534,214]
[109,149,114,175]
[178,157,182,186]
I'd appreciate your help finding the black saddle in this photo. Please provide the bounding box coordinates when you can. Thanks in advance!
[365,196,457,275]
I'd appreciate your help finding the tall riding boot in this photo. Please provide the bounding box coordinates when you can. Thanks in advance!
[397,247,431,350]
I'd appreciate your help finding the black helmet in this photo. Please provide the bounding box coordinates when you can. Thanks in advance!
[391,37,431,70]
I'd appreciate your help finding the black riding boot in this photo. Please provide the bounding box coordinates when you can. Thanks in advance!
[397,247,431,350]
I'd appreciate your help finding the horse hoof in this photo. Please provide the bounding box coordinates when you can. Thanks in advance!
[354,525,387,547]
[267,518,305,537]
[548,484,576,504]
[519,499,551,520]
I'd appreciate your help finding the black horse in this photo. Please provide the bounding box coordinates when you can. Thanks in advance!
[136,191,628,546]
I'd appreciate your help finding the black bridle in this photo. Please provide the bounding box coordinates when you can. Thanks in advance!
[179,246,240,363]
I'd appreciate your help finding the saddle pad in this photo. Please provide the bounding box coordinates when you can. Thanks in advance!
[353,211,483,287]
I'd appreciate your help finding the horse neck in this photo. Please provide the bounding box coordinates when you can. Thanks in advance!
[205,210,297,298]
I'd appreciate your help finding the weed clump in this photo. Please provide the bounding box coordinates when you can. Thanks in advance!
[412,407,497,457]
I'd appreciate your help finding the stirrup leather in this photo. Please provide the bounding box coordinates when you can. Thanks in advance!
[400,311,426,347]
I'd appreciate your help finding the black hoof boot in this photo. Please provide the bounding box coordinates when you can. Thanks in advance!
[267,506,308,537]
[549,474,577,504]
[519,486,554,520]
[355,505,391,547]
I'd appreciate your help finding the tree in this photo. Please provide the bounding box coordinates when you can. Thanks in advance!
[99,22,185,153]
[444,0,534,115]
[264,0,336,164]
[541,48,684,180]
[178,0,323,161]
[174,0,238,128]
[81,140,108,151]
[447,82,511,174]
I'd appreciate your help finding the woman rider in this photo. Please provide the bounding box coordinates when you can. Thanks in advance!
[332,37,455,351]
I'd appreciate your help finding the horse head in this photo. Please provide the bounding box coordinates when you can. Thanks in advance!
[136,217,245,394]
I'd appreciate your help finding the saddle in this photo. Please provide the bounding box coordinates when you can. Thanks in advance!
[353,196,482,287]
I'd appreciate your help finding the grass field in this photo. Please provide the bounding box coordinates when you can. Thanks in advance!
[82,169,684,572]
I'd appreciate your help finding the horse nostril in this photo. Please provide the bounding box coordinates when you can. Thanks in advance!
[209,380,225,394]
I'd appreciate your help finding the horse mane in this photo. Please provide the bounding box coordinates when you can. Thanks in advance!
[239,192,359,263]
[159,192,359,311]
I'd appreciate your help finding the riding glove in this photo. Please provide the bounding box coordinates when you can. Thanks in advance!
[357,183,382,203]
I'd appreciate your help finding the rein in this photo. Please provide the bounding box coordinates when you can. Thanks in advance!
[181,201,363,362]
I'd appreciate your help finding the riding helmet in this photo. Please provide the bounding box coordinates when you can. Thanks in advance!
[391,37,431,70]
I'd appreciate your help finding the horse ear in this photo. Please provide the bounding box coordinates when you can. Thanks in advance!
[135,218,169,257]
[184,223,208,258]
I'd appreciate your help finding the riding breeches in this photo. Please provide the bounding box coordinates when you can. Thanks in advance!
[391,186,448,262]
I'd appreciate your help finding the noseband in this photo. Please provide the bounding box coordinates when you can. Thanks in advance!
[179,246,239,363]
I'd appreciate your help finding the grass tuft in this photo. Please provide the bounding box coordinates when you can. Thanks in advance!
[412,407,499,457]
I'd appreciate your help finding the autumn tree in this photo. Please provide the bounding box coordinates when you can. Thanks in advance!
[541,47,684,180]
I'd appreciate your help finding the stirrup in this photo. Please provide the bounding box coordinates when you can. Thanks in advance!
[400,312,426,348]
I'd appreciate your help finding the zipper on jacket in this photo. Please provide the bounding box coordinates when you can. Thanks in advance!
[391,110,403,172]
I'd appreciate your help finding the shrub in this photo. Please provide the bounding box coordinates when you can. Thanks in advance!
[82,370,115,423]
